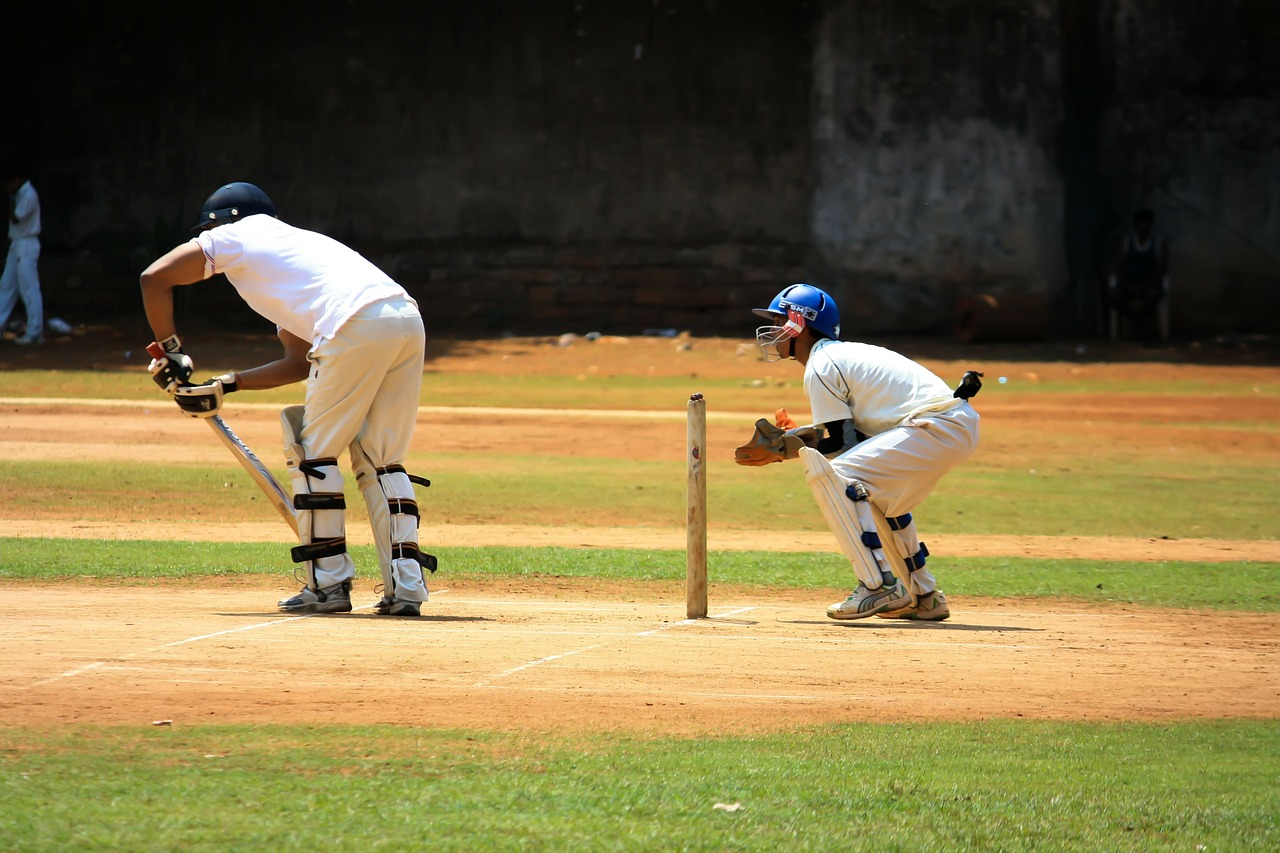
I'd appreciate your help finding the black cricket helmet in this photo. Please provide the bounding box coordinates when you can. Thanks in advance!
[192,182,276,232]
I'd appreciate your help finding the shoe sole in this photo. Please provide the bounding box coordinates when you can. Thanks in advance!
[277,601,353,614]
[902,609,950,622]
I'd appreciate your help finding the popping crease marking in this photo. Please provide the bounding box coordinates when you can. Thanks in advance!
[472,606,756,687]
[18,592,453,689]
[24,614,330,688]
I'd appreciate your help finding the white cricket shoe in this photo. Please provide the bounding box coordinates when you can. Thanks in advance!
[372,595,421,617]
[277,581,352,614]
[826,579,912,620]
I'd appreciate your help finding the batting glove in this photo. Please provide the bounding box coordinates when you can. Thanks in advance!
[174,377,228,418]
[147,335,195,394]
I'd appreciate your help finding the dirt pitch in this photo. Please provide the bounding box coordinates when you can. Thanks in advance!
[2,330,1278,732]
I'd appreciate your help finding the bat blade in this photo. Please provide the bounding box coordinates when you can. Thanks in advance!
[144,341,297,533]
[206,415,298,534]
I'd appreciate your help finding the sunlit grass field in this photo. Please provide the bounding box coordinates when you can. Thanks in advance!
[2,343,1278,851]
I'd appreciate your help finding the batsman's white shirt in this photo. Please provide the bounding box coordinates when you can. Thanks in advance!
[804,338,978,516]
[194,214,410,344]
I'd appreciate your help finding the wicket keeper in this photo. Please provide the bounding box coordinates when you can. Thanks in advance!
[736,283,982,621]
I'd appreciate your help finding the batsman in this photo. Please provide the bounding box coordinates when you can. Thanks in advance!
[736,283,982,621]
[140,182,433,617]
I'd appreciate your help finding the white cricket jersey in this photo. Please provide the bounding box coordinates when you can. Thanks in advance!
[194,215,410,344]
[804,339,961,437]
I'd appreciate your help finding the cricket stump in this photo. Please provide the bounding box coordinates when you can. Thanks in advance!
[686,392,708,618]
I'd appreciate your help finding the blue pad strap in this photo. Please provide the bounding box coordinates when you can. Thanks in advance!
[906,542,930,570]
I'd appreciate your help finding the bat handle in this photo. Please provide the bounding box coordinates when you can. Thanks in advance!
[146,341,166,359]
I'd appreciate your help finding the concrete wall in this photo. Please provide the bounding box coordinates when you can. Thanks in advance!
[1096,0,1280,331]
[3,0,1277,338]
[8,1,818,334]
[812,0,1065,335]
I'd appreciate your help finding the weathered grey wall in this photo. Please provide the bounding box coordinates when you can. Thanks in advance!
[1096,0,1280,331]
[811,0,1066,334]
[8,1,818,334]
[3,0,1277,337]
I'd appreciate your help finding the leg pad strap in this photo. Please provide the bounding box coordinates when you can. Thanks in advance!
[887,513,913,530]
[906,542,929,570]
[378,464,431,488]
[392,542,438,573]
[291,536,347,564]
[294,493,347,510]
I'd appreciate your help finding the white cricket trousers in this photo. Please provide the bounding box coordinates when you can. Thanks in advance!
[301,296,424,463]
[830,403,980,518]
[0,237,43,339]
[299,296,424,591]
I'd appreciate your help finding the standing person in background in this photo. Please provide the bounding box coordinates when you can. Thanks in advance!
[1107,208,1170,340]
[0,169,44,345]
[140,181,433,616]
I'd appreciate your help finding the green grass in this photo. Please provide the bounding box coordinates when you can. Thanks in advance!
[4,353,1279,851]
[2,539,1276,611]
[3,366,1277,410]
[5,446,1278,538]
[1,721,1275,851]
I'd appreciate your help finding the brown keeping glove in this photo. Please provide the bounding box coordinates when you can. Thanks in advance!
[734,419,821,466]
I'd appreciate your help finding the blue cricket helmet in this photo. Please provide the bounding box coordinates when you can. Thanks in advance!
[752,283,841,339]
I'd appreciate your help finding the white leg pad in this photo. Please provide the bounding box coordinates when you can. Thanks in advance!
[350,438,428,604]
[282,405,354,589]
[800,447,890,589]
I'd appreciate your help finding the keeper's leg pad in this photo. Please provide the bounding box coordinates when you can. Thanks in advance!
[350,438,433,604]
[799,447,892,589]
[870,509,937,598]
[282,405,354,589]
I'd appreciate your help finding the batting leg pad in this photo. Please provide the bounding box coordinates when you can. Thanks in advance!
[871,509,937,597]
[799,447,892,589]
[351,439,434,604]
[282,406,354,590]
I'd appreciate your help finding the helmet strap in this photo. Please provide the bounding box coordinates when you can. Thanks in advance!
[783,309,806,337]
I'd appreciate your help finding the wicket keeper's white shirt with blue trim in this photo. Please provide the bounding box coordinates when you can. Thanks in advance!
[194,215,410,345]
[804,339,961,438]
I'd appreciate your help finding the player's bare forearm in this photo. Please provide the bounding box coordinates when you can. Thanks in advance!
[140,281,177,342]
[140,242,206,341]
[232,329,311,391]
[234,358,310,390]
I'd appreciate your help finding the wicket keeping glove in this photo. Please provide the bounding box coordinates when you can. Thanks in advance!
[734,418,822,466]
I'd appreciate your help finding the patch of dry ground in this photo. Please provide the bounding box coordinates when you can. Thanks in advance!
[1,332,1277,731]
[2,578,1277,732]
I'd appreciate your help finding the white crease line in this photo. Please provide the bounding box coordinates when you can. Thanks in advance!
[17,593,461,689]
[474,645,606,688]
[636,606,756,636]
[28,661,105,687]
[473,606,757,688]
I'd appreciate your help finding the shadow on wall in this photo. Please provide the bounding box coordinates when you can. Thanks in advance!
[952,292,1052,344]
